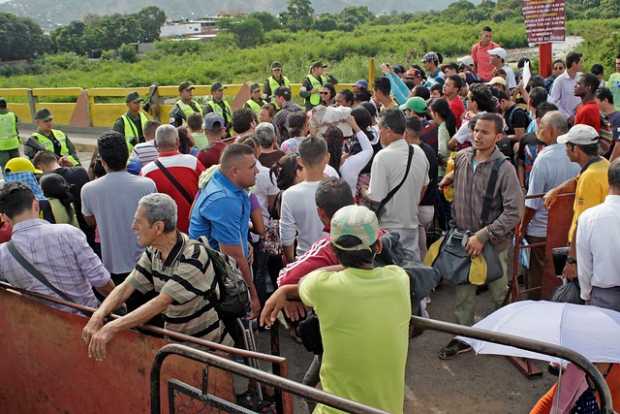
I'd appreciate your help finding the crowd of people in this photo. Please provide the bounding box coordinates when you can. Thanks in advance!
[1,24,620,413]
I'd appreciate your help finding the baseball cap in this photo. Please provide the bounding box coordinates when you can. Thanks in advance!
[250,83,261,92]
[211,82,226,93]
[4,157,42,175]
[0,97,6,107]
[271,61,282,69]
[330,205,380,251]
[178,81,194,92]
[355,80,369,89]
[422,52,439,63]
[274,86,291,100]
[557,124,599,146]
[204,112,225,131]
[458,55,474,67]
[393,64,406,74]
[399,97,427,114]
[487,76,507,87]
[310,61,328,69]
[487,47,507,60]
[125,91,143,103]
[34,108,53,121]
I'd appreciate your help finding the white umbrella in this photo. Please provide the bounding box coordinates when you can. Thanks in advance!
[457,300,620,364]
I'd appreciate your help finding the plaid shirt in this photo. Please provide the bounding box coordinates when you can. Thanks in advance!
[0,219,110,313]
[3,172,46,200]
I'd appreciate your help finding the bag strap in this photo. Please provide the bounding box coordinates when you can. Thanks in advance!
[480,157,506,226]
[7,241,72,302]
[154,159,194,205]
[376,144,414,218]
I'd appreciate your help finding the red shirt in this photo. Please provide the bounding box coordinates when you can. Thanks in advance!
[471,41,499,82]
[141,151,205,232]
[575,100,601,132]
[448,95,465,128]
[0,220,11,243]
[198,141,227,169]
[277,237,337,286]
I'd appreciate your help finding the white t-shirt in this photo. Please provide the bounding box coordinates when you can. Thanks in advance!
[503,64,517,90]
[340,130,373,194]
[367,139,429,230]
[279,180,326,258]
[254,160,279,221]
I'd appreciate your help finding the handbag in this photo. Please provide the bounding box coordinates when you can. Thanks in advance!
[431,157,506,285]
[551,279,584,304]
[372,145,414,219]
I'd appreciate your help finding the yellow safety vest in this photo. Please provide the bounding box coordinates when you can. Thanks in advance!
[268,76,291,96]
[32,129,79,166]
[245,99,262,115]
[175,100,203,120]
[0,112,19,151]
[121,111,149,151]
[307,74,326,107]
[206,99,233,135]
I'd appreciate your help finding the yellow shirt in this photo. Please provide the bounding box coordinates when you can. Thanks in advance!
[299,265,410,414]
[569,158,609,243]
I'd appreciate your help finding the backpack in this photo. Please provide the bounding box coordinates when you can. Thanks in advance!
[196,236,250,317]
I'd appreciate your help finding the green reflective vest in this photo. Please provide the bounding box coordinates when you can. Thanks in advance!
[121,111,149,150]
[206,99,233,135]
[268,75,291,96]
[307,74,326,107]
[32,129,79,166]
[245,99,262,115]
[0,112,19,151]
[175,100,203,121]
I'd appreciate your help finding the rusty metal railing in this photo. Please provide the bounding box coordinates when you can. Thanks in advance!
[151,343,389,414]
[411,316,614,413]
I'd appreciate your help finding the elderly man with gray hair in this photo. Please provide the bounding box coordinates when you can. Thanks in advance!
[82,193,231,361]
[256,122,285,168]
[517,110,580,299]
[141,124,205,233]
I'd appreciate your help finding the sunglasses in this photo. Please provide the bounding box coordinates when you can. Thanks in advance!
[320,92,330,95]
[553,66,564,70]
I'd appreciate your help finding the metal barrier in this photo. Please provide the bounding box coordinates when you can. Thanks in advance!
[411,316,614,413]
[151,343,389,414]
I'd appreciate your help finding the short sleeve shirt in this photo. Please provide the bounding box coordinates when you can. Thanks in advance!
[569,158,609,243]
[127,233,230,343]
[299,265,411,414]
[575,101,601,132]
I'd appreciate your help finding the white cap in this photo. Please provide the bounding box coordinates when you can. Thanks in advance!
[487,47,507,60]
[458,55,474,66]
[557,124,599,146]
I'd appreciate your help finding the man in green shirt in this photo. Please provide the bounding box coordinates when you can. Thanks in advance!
[244,83,265,115]
[204,82,233,137]
[608,53,620,112]
[261,204,411,414]
[0,97,20,170]
[169,81,203,127]
[112,91,150,150]
[24,109,80,166]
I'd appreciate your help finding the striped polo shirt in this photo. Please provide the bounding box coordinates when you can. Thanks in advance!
[127,232,231,344]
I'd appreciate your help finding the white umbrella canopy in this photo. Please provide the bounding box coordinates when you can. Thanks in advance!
[457,301,620,364]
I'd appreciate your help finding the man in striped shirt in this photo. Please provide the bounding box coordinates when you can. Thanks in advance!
[83,193,230,361]
[127,121,161,175]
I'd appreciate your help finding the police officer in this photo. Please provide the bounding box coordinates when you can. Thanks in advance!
[204,82,233,137]
[300,61,338,111]
[169,81,203,127]
[0,97,20,170]
[112,91,150,151]
[245,83,265,115]
[24,109,80,166]
[263,61,291,103]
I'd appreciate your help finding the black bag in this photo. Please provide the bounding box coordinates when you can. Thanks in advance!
[371,145,414,219]
[551,279,584,304]
[297,311,323,354]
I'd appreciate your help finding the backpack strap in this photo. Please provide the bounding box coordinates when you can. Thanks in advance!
[376,144,414,218]
[154,159,194,206]
[480,157,507,227]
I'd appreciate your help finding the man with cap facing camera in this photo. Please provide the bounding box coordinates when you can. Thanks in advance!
[0,97,20,170]
[25,108,79,166]
[544,124,609,280]
[205,82,233,137]
[263,61,291,103]
[300,61,337,111]
[261,204,411,414]
[245,83,265,115]
[422,52,445,88]
[113,91,150,150]
[488,47,516,90]
[169,81,203,127]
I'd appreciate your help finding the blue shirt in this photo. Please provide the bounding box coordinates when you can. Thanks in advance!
[189,169,251,256]
[525,143,580,237]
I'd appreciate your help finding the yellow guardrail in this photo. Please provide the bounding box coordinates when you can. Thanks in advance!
[0,83,357,128]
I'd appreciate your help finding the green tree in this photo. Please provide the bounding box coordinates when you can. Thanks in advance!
[0,13,50,60]
[136,6,166,42]
[219,17,264,49]
[599,0,620,17]
[313,14,338,31]
[248,11,281,32]
[337,6,374,31]
[118,43,138,63]
[280,0,314,31]
[51,21,88,55]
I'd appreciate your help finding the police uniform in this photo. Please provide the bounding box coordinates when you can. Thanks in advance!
[25,109,80,166]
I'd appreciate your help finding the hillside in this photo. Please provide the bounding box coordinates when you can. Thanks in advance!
[0,0,462,28]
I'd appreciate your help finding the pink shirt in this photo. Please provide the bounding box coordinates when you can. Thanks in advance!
[471,41,499,82]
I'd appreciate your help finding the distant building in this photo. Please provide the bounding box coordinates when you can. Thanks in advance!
[160,18,220,40]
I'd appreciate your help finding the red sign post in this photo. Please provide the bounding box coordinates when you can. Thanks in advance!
[522,0,566,77]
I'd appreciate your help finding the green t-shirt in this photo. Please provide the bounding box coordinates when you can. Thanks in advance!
[192,131,209,151]
[609,73,620,112]
[299,265,411,414]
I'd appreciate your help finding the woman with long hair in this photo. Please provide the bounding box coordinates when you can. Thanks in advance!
[40,173,79,227]
[430,98,456,177]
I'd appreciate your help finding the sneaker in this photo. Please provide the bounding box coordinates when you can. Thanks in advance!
[438,339,472,360]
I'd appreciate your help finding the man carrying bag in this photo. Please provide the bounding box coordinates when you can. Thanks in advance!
[435,113,523,360]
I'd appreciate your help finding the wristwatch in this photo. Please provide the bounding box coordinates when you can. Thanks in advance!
[566,256,577,265]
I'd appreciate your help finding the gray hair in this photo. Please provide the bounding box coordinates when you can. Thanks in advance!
[155,124,179,148]
[609,159,620,190]
[138,193,177,233]
[255,122,276,148]
[541,110,568,135]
